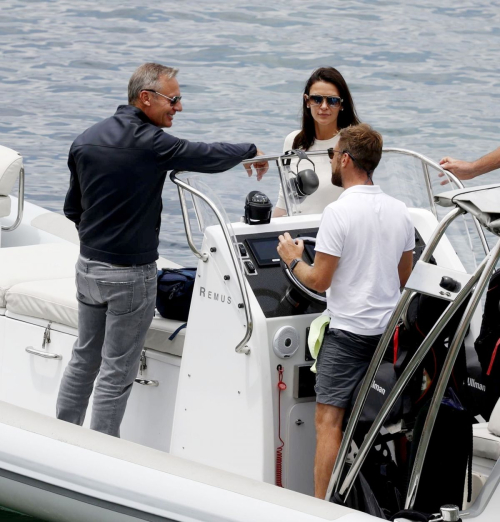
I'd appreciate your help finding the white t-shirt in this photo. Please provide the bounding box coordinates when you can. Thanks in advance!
[275,130,343,214]
[315,185,415,336]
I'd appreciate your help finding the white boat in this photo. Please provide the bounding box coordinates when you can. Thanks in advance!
[0,143,499,522]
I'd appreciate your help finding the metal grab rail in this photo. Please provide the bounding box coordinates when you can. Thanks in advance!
[242,147,490,256]
[1,166,25,232]
[382,148,490,256]
[338,253,488,501]
[326,206,465,501]
[170,171,253,355]
[330,201,500,505]
[405,237,500,509]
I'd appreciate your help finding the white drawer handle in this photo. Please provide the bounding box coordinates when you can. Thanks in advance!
[25,346,62,360]
[134,378,159,387]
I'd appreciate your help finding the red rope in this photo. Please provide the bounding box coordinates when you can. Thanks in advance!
[487,338,500,376]
[393,325,399,365]
[276,366,286,488]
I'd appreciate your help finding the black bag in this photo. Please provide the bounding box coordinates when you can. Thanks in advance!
[156,268,196,322]
[347,358,403,433]
[332,464,388,519]
[395,292,470,414]
[407,397,473,514]
[473,269,500,419]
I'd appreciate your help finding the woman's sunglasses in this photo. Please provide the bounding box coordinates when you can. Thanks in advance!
[306,95,343,107]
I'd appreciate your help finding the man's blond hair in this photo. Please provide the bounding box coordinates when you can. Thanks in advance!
[338,123,383,176]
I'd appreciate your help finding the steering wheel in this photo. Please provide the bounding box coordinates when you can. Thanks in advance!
[280,236,327,305]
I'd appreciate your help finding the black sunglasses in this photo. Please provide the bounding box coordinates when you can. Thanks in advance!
[327,148,342,160]
[142,89,182,106]
[328,148,373,177]
[307,95,343,107]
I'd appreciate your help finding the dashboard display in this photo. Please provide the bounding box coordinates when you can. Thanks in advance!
[246,234,318,268]
[246,237,281,267]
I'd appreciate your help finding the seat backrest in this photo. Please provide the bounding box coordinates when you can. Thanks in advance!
[488,398,500,436]
[0,145,23,197]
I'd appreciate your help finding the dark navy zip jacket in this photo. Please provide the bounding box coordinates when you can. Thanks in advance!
[64,105,257,265]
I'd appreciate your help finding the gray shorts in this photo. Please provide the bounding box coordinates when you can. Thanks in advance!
[315,328,382,408]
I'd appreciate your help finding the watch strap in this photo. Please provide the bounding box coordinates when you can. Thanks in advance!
[289,258,303,272]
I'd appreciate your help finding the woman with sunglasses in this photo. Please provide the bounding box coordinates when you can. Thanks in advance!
[273,67,361,216]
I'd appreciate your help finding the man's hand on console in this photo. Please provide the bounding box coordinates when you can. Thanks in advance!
[277,232,304,266]
[244,148,269,181]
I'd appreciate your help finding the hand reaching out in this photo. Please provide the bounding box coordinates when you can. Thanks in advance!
[243,148,269,181]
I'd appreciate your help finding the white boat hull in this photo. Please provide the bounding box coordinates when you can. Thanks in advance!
[0,402,370,522]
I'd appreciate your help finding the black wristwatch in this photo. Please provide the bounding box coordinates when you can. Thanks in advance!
[289,258,303,272]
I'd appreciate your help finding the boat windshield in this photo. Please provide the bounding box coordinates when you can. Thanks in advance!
[177,174,242,265]
[277,149,490,275]
[377,149,490,275]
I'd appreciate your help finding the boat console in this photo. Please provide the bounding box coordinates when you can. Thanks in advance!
[167,161,479,497]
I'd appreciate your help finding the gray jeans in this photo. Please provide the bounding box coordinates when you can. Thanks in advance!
[56,255,157,436]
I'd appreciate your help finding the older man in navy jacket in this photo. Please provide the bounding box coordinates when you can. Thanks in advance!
[57,62,267,437]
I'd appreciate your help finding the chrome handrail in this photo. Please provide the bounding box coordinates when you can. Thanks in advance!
[25,346,62,360]
[326,206,465,501]
[242,148,490,256]
[176,182,208,263]
[1,166,25,232]
[170,171,253,355]
[383,147,490,256]
[338,251,488,501]
[422,162,438,218]
[405,238,500,509]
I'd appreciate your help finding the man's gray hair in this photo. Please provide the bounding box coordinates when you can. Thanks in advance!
[128,63,179,104]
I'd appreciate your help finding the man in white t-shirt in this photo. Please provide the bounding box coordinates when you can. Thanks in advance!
[277,123,415,499]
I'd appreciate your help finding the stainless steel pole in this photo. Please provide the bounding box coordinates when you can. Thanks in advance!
[337,252,489,499]
[405,238,500,509]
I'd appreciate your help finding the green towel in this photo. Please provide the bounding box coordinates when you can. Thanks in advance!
[308,314,331,373]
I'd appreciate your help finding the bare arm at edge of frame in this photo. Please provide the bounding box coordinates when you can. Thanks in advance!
[440,146,500,181]
[398,250,414,288]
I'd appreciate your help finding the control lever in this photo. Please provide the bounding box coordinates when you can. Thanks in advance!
[439,276,461,293]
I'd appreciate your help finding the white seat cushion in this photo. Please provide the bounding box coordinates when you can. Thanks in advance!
[30,213,79,245]
[0,243,79,307]
[6,277,185,357]
[488,399,500,436]
[0,146,22,197]
[0,195,11,218]
[473,423,500,461]
[146,313,186,357]
[7,277,78,329]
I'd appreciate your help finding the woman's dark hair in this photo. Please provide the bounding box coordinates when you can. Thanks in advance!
[293,67,361,151]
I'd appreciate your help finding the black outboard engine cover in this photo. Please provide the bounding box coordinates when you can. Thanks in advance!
[244,191,272,225]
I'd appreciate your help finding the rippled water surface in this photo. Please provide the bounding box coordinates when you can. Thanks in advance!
[2,1,500,265]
